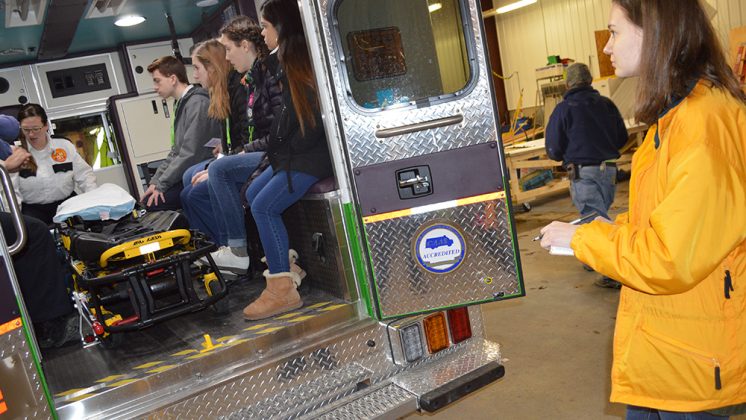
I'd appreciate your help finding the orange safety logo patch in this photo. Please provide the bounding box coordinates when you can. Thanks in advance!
[51,148,67,162]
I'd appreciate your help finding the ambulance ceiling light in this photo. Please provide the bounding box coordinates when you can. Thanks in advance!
[497,0,537,14]
[428,3,442,13]
[115,14,145,27]
[196,0,219,7]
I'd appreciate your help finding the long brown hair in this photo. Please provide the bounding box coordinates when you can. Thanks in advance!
[220,15,270,62]
[17,103,48,172]
[193,39,231,120]
[613,0,746,125]
[261,0,318,135]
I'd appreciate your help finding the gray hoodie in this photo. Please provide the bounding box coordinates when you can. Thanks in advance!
[151,86,219,192]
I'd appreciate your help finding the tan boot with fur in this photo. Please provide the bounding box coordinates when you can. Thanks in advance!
[260,249,306,286]
[243,270,303,320]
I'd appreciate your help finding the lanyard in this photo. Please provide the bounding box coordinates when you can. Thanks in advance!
[225,117,231,147]
[170,99,179,146]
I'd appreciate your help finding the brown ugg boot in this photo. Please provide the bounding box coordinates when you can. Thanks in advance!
[243,270,303,320]
[260,249,306,286]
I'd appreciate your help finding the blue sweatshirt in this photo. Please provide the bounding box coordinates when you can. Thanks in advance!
[545,85,628,166]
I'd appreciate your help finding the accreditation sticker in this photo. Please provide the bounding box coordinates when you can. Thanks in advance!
[413,222,466,274]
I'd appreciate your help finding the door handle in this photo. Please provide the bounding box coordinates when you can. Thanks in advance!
[398,175,430,189]
[0,166,26,255]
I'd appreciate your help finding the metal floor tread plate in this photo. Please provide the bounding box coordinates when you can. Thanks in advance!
[222,363,373,420]
[303,383,417,420]
[44,277,352,414]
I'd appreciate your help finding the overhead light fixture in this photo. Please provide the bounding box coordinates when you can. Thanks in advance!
[196,0,219,6]
[428,3,442,13]
[114,14,145,27]
[496,0,537,14]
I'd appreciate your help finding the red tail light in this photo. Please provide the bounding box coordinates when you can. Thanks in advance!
[447,307,472,344]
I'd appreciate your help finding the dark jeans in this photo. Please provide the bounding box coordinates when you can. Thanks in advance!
[569,164,617,220]
[0,212,71,323]
[627,405,729,420]
[245,166,318,274]
[180,159,219,242]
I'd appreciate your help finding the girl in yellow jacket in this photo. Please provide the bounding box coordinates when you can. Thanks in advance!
[541,0,746,418]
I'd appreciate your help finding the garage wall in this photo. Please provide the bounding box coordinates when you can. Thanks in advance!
[492,0,746,110]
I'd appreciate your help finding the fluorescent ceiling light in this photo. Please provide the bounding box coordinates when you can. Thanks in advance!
[428,3,442,12]
[497,0,537,14]
[196,0,219,6]
[114,14,145,27]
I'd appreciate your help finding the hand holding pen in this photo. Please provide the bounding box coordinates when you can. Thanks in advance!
[533,211,599,242]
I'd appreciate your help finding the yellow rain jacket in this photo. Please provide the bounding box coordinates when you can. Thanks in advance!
[570,81,746,412]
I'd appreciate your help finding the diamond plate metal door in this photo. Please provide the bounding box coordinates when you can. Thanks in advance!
[313,0,524,318]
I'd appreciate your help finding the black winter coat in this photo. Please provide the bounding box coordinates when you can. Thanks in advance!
[225,70,250,154]
[267,68,333,186]
[244,53,283,153]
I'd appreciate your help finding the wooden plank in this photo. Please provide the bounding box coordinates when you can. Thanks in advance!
[595,30,614,77]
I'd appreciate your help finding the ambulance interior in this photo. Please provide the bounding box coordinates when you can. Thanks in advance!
[0,0,477,413]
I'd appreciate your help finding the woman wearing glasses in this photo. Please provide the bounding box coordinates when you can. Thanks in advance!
[15,103,97,224]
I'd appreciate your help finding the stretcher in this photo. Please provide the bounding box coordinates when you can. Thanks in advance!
[58,210,228,347]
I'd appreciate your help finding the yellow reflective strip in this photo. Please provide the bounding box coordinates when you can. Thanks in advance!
[255,327,284,334]
[134,361,163,369]
[227,339,250,346]
[287,315,316,323]
[456,191,505,206]
[363,208,412,224]
[0,317,21,335]
[410,200,457,215]
[216,336,236,342]
[55,388,87,397]
[306,301,331,309]
[244,323,271,331]
[96,375,125,383]
[108,379,138,388]
[320,304,348,312]
[147,365,177,374]
[171,349,199,357]
[68,393,96,402]
[274,312,302,320]
[362,192,505,224]
[186,352,213,360]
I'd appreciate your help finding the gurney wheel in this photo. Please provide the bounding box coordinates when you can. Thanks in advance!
[97,314,124,349]
[207,281,230,315]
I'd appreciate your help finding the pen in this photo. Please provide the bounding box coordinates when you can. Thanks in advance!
[532,211,599,241]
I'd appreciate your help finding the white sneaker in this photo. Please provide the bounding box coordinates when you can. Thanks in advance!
[207,246,250,275]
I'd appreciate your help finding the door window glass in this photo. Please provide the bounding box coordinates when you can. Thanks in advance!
[335,0,472,109]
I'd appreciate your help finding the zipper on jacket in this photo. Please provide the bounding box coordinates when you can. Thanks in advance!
[724,269,734,299]
[640,325,722,390]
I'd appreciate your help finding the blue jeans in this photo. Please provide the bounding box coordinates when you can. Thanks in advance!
[246,166,318,274]
[206,152,265,247]
[181,159,219,241]
[627,406,729,420]
[570,164,617,220]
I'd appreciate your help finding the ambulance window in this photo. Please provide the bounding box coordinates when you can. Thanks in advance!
[334,0,471,109]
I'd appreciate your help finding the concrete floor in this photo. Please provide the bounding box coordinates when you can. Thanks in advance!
[407,181,745,420]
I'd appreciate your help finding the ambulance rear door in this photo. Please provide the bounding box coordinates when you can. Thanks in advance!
[310,0,524,319]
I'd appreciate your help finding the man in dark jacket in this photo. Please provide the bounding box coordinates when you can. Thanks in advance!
[544,63,628,288]
[143,56,219,211]
[545,62,627,219]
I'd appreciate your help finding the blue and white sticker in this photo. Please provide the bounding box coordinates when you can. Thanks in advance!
[413,223,466,274]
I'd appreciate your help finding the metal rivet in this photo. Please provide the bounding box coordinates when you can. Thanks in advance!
[366,340,376,347]
[371,208,376,213]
